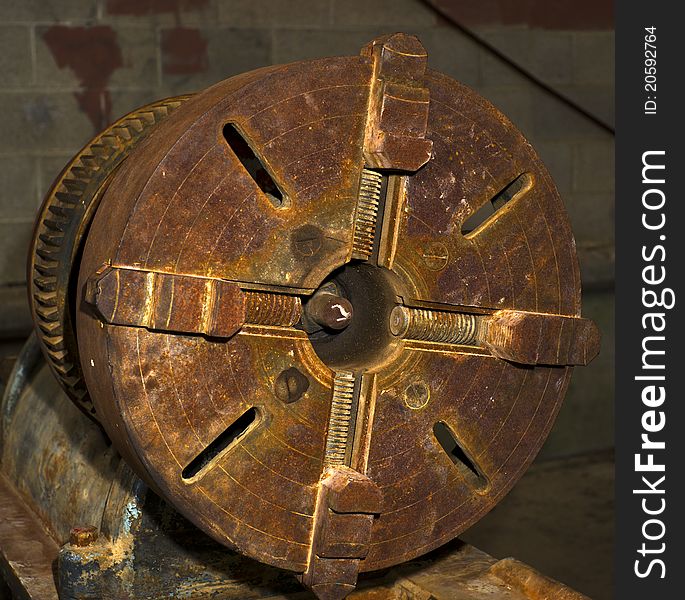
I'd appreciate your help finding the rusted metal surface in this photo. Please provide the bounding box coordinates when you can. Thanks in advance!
[301,466,383,598]
[361,34,433,171]
[86,265,302,337]
[23,33,600,598]
[0,343,310,599]
[480,310,599,366]
[68,526,99,548]
[488,558,591,600]
[389,306,599,366]
[348,540,592,600]
[1,342,119,546]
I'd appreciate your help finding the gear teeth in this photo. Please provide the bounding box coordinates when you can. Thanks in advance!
[36,304,59,322]
[47,204,73,219]
[151,105,176,120]
[62,178,87,193]
[111,126,133,141]
[46,347,69,361]
[80,155,99,168]
[34,276,57,292]
[43,218,66,232]
[42,335,65,351]
[34,263,58,278]
[90,144,112,159]
[100,134,120,148]
[69,166,89,179]
[123,118,145,134]
[34,290,57,305]
[38,320,62,335]
[36,248,59,263]
[55,191,80,205]
[52,360,74,377]
[39,231,63,247]
[29,95,190,415]
[137,111,156,126]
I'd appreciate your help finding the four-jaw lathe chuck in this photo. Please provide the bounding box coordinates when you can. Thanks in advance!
[28,33,599,599]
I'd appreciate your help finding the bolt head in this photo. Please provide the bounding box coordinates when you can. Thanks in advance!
[69,526,99,547]
[274,367,310,403]
[389,305,410,337]
[306,292,354,331]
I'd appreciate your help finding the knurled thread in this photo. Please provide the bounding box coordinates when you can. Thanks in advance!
[244,292,302,326]
[403,308,480,345]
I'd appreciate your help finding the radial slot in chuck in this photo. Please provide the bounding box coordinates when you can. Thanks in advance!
[28,33,600,600]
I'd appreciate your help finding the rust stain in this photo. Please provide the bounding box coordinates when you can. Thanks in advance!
[161,27,208,75]
[105,0,209,17]
[42,25,123,131]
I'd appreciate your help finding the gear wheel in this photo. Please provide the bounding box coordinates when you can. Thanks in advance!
[27,96,190,417]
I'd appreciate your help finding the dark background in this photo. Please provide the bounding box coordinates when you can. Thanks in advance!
[0,1,614,598]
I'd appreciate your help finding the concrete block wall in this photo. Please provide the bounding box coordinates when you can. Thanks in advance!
[0,0,614,455]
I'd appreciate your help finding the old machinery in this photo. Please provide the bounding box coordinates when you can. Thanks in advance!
[25,34,599,599]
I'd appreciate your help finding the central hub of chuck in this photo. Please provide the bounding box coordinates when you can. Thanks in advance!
[304,262,398,371]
